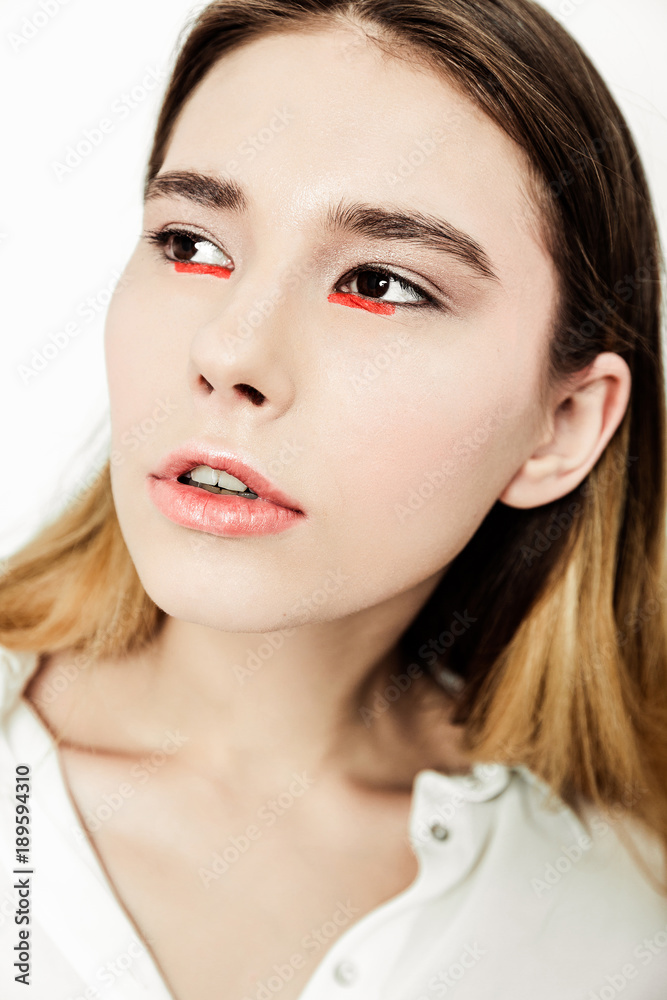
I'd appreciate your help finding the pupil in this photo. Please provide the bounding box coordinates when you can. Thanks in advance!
[173,234,197,261]
[356,270,389,298]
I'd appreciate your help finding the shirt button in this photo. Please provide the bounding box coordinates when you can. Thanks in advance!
[430,822,449,841]
[333,960,358,986]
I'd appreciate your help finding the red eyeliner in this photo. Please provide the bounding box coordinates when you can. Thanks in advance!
[174,261,232,278]
[172,265,391,310]
[327,292,395,315]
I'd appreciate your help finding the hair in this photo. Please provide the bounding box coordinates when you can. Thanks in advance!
[2,0,666,884]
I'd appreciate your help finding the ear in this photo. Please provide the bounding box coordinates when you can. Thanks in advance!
[499,351,632,509]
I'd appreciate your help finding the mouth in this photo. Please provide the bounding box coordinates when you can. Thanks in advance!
[177,466,261,499]
[150,446,305,514]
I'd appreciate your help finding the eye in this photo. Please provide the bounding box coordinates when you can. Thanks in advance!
[144,227,233,272]
[336,265,438,309]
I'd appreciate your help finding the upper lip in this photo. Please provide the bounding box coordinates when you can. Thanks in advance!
[150,443,304,513]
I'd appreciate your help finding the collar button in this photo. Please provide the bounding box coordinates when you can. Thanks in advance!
[429,821,450,841]
[333,960,357,986]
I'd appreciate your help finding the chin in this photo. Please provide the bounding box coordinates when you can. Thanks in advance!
[124,536,350,635]
[128,555,280,633]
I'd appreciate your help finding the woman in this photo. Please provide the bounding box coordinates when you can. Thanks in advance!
[1,0,666,997]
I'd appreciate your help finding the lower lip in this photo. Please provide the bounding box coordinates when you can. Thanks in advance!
[146,477,304,536]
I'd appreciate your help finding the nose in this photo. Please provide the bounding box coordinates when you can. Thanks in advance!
[187,268,300,422]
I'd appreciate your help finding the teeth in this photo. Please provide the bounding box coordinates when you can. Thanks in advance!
[217,469,249,492]
[189,464,249,492]
[190,465,218,486]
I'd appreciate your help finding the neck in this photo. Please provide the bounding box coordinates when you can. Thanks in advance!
[31,572,473,793]
[126,579,470,791]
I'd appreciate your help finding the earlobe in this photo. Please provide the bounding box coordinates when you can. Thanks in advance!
[499,352,632,510]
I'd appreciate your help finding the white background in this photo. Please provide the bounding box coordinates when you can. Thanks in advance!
[1,0,666,558]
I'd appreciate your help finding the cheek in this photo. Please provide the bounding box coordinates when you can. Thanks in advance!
[354,401,511,525]
[329,336,540,561]
[104,263,187,432]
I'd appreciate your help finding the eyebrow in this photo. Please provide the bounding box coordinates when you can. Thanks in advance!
[145,169,248,213]
[145,169,499,282]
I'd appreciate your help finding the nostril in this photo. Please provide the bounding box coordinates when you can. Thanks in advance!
[199,374,214,393]
[235,383,266,406]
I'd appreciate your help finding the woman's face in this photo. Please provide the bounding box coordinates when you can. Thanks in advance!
[105,26,558,632]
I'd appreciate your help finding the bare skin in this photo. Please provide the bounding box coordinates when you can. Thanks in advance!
[24,20,631,1000]
[26,637,468,999]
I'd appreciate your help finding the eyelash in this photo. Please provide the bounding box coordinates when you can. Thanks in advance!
[143,225,442,311]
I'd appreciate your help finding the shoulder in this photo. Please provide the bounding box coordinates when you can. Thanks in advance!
[425,761,667,928]
[430,762,667,994]
[507,763,666,891]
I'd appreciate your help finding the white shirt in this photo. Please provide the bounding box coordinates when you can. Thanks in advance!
[1,642,667,1000]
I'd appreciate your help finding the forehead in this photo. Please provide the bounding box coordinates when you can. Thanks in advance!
[160,26,552,287]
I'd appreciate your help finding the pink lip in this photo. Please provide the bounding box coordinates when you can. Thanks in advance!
[147,444,306,537]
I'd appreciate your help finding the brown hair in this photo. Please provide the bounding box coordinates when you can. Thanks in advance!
[2,0,666,883]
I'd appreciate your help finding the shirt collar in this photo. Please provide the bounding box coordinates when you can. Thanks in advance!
[0,645,39,719]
